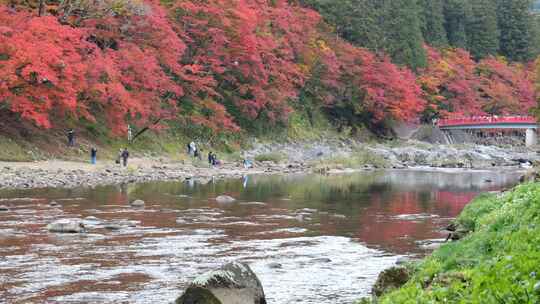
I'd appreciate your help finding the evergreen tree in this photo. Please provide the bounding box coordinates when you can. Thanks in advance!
[301,0,383,52]
[419,0,448,47]
[466,0,499,60]
[530,14,540,58]
[381,0,427,70]
[444,0,470,49]
[497,0,534,61]
[302,0,426,70]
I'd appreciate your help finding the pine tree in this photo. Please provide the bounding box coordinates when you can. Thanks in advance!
[466,0,499,60]
[301,0,384,52]
[419,0,448,47]
[380,0,427,70]
[444,0,470,49]
[497,0,534,61]
[529,14,540,58]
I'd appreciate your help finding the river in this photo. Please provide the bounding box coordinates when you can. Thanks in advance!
[0,169,522,303]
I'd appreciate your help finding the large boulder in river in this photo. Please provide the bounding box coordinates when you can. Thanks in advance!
[47,219,85,233]
[215,195,236,204]
[372,266,410,297]
[176,262,266,304]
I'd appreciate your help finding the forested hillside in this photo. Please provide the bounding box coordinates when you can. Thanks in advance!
[0,0,538,142]
[305,0,540,66]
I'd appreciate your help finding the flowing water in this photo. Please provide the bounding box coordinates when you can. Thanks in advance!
[0,169,522,304]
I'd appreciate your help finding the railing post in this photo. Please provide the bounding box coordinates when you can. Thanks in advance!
[526,129,537,147]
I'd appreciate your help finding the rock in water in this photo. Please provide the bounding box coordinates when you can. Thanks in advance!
[0,205,9,211]
[130,199,145,207]
[215,195,236,204]
[47,219,85,233]
[176,262,266,304]
[372,266,410,297]
[267,262,282,269]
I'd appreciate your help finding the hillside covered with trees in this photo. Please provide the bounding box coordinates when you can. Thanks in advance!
[0,0,539,142]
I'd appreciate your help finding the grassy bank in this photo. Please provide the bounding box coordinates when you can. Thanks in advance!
[365,182,540,303]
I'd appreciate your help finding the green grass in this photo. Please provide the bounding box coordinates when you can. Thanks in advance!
[254,152,286,163]
[0,136,37,161]
[365,183,540,303]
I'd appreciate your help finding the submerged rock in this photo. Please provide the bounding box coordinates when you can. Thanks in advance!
[215,195,236,204]
[312,258,332,263]
[84,216,100,221]
[176,261,266,304]
[104,223,122,230]
[130,199,145,207]
[47,219,85,233]
[395,257,417,265]
[239,202,267,207]
[372,266,410,297]
[267,262,282,269]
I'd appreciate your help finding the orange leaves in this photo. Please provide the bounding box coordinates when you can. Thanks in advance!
[420,46,536,118]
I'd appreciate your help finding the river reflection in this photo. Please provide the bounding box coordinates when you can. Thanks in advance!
[0,169,521,303]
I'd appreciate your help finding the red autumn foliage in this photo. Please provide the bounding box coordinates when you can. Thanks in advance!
[420,46,535,119]
[0,1,536,138]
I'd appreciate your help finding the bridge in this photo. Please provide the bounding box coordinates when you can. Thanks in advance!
[437,116,538,147]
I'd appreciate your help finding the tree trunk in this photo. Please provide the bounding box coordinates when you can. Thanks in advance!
[38,0,45,16]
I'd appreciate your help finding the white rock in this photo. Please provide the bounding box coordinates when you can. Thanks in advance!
[47,219,85,233]
[130,199,145,207]
[216,195,236,203]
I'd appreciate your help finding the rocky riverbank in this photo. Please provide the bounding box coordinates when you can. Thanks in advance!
[247,139,539,169]
[0,159,307,190]
[0,140,537,190]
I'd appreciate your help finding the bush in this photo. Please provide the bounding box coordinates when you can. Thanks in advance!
[254,152,286,163]
[315,148,389,169]
[372,183,540,303]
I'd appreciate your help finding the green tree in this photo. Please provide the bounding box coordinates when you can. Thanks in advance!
[496,0,534,61]
[530,14,540,58]
[466,0,499,60]
[303,0,426,70]
[444,0,470,49]
[419,0,448,47]
[301,0,383,51]
[381,0,427,70]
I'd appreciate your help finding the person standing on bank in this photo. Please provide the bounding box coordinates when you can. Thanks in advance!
[127,125,133,143]
[121,148,129,167]
[67,129,75,147]
[90,147,97,165]
[208,151,213,165]
[189,141,196,157]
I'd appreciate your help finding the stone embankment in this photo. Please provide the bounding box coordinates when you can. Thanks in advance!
[0,140,537,190]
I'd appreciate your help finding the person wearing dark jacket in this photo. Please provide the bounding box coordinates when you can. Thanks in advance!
[90,147,97,164]
[208,151,213,165]
[67,129,75,147]
[121,148,129,167]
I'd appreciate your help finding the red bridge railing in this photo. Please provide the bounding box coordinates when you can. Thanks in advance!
[438,116,537,128]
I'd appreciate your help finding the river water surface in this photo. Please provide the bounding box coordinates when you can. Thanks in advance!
[0,169,522,304]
